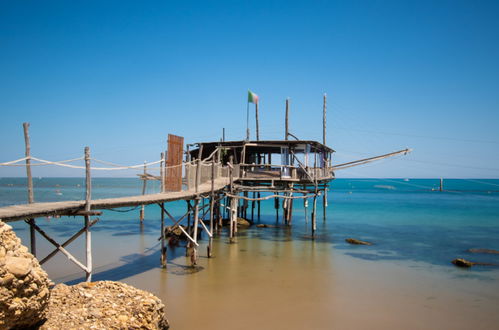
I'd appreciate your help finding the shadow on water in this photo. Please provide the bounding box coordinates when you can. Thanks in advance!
[65,247,204,285]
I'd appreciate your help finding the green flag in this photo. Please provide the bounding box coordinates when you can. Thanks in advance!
[248,90,259,104]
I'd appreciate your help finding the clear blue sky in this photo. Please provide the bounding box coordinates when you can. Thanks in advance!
[1,0,498,178]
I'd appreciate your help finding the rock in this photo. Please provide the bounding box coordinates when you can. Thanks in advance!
[41,281,169,329]
[256,224,277,228]
[345,238,373,246]
[0,220,52,329]
[467,248,499,255]
[452,258,475,267]
[237,217,252,227]
[5,256,32,278]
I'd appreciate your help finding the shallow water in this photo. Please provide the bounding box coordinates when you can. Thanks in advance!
[3,178,499,329]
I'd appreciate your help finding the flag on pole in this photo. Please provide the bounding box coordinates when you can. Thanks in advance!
[248,90,259,104]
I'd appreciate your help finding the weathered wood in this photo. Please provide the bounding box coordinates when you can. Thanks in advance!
[23,123,36,257]
[165,134,184,191]
[140,161,147,222]
[285,99,289,140]
[312,193,317,237]
[32,222,89,273]
[160,202,166,268]
[192,198,200,265]
[84,146,92,281]
[323,93,327,146]
[0,177,230,222]
[208,158,215,257]
[40,218,99,265]
[255,102,260,141]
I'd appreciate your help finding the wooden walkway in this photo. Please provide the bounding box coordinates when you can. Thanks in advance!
[0,177,230,222]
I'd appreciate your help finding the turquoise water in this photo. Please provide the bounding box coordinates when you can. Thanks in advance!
[2,177,499,277]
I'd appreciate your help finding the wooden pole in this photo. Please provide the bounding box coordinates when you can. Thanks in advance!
[195,158,201,193]
[285,98,289,140]
[312,193,317,238]
[208,158,215,257]
[23,123,36,257]
[323,93,327,146]
[140,161,147,222]
[304,194,309,224]
[274,195,279,222]
[192,198,200,265]
[161,152,166,193]
[323,185,328,222]
[160,202,166,268]
[230,196,237,243]
[84,146,92,281]
[255,102,260,141]
[257,192,261,220]
[440,178,443,192]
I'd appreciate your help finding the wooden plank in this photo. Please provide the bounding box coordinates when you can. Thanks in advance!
[165,134,184,191]
[0,178,230,222]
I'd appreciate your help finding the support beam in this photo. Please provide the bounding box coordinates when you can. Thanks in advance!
[140,161,147,222]
[191,198,200,265]
[255,102,260,141]
[23,123,36,257]
[40,219,99,265]
[84,146,92,281]
[285,99,289,140]
[160,202,167,268]
[208,158,215,257]
[32,222,89,273]
[323,93,327,146]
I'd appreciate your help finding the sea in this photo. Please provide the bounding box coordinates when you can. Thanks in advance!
[2,178,499,329]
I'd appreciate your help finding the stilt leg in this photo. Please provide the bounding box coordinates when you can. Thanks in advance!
[84,215,92,281]
[160,203,167,268]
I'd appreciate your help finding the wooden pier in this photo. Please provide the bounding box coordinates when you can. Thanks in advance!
[0,94,410,281]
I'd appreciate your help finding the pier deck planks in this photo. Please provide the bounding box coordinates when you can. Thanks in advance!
[0,178,229,222]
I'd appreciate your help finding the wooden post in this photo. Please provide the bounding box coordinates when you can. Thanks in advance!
[161,152,166,193]
[140,161,147,222]
[229,196,237,243]
[312,192,317,238]
[323,93,327,146]
[255,102,260,141]
[251,192,255,221]
[160,202,166,268]
[323,185,328,222]
[440,178,443,192]
[285,98,289,140]
[274,195,279,222]
[23,123,36,257]
[195,158,201,193]
[84,146,92,281]
[257,192,261,220]
[190,198,199,265]
[304,194,309,224]
[208,158,215,257]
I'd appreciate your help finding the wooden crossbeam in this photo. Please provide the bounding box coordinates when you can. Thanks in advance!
[32,222,89,273]
[40,218,99,265]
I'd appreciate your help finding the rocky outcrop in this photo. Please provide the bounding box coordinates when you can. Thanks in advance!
[345,238,373,246]
[41,281,169,329]
[0,220,53,329]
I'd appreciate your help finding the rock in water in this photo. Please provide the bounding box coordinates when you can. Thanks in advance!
[41,281,169,329]
[0,220,53,329]
[467,248,499,255]
[345,238,373,246]
[237,217,252,227]
[452,258,474,268]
